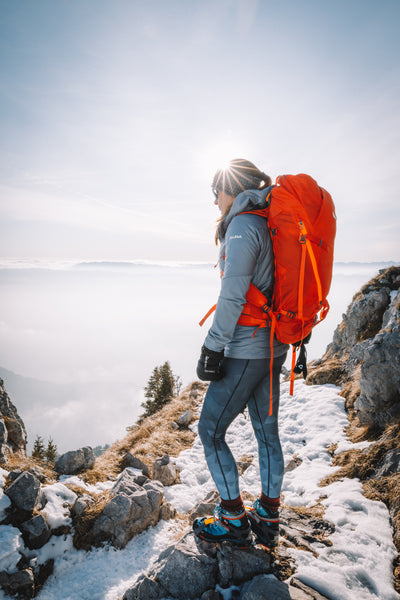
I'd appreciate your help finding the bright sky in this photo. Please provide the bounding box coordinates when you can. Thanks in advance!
[0,0,399,263]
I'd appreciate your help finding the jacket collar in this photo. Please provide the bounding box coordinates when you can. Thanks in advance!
[218,186,273,240]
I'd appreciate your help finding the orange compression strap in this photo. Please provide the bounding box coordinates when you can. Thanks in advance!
[199,283,271,329]
[199,304,217,327]
[290,345,297,395]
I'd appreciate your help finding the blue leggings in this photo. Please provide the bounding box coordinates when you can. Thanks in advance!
[198,353,287,501]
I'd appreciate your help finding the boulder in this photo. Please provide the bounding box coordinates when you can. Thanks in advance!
[54,446,95,475]
[123,532,218,600]
[355,322,400,426]
[217,543,271,588]
[71,493,95,518]
[0,568,34,600]
[152,454,178,486]
[177,409,193,428]
[91,469,164,548]
[5,471,43,512]
[20,514,51,549]
[121,453,150,477]
[240,574,291,599]
[375,447,400,478]
[0,379,27,462]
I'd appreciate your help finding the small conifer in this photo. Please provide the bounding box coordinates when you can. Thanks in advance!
[45,437,58,464]
[140,361,180,420]
[32,435,46,461]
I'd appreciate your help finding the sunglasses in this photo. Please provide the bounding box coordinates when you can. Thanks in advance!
[212,187,220,200]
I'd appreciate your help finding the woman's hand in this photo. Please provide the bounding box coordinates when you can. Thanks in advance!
[196,345,224,381]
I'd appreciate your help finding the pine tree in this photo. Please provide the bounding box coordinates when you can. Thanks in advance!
[140,361,180,420]
[45,437,58,464]
[32,435,46,461]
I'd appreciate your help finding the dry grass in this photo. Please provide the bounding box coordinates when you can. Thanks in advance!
[2,453,57,485]
[305,357,346,387]
[287,502,327,520]
[320,425,400,492]
[81,381,208,484]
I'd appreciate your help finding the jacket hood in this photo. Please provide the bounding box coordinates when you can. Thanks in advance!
[218,186,273,240]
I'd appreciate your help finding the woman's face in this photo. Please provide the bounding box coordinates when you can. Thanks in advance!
[214,189,235,213]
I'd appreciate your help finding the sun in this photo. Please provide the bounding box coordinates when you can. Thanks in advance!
[197,138,252,180]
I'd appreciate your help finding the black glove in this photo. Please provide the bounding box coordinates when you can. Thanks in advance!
[196,345,224,381]
[293,332,312,379]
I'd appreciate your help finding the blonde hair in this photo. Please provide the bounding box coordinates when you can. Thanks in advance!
[215,202,234,245]
[213,159,271,245]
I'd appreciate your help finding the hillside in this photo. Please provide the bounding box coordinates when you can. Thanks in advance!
[0,266,399,600]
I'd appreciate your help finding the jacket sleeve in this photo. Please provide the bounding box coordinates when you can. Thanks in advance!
[204,215,262,352]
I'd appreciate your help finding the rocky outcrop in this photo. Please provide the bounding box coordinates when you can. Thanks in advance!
[152,454,178,486]
[122,502,333,600]
[54,446,95,475]
[307,265,400,428]
[306,265,400,590]
[0,378,27,463]
[73,468,165,550]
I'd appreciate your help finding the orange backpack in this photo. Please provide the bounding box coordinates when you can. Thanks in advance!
[200,173,336,410]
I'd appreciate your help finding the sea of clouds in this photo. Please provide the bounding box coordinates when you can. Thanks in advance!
[0,259,397,452]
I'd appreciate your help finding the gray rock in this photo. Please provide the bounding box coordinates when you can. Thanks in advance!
[152,532,218,600]
[177,409,193,428]
[54,446,95,475]
[91,469,164,548]
[375,447,400,477]
[355,323,400,426]
[20,514,51,549]
[152,455,178,486]
[122,453,150,477]
[200,591,222,600]
[290,578,331,599]
[0,379,27,459]
[0,568,34,600]
[160,454,170,466]
[7,469,23,483]
[159,501,177,521]
[0,418,7,446]
[240,574,291,599]
[5,471,43,512]
[330,288,391,357]
[71,493,95,518]
[218,544,271,588]
[124,532,218,600]
[122,574,167,600]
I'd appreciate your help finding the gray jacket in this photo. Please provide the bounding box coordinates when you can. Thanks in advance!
[204,188,288,359]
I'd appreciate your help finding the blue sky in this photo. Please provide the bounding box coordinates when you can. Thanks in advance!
[0,0,399,262]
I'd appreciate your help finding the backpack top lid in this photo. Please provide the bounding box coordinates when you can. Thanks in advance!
[273,174,335,231]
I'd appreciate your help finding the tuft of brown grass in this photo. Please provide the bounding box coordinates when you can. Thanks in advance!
[2,454,57,484]
[81,382,208,484]
[306,357,346,387]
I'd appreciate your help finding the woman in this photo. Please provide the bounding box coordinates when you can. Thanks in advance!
[194,158,288,548]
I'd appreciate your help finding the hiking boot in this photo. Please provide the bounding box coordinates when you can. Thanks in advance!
[246,498,280,548]
[192,504,252,547]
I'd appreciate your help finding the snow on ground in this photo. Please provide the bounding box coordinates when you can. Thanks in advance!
[0,381,399,600]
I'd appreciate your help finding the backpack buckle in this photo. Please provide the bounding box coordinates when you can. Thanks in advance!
[261,303,271,313]
[299,234,306,244]
[287,311,296,319]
